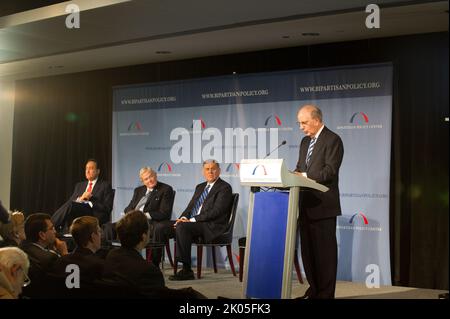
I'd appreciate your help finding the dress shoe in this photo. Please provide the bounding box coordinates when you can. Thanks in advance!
[294,294,310,299]
[169,268,195,281]
[295,288,312,299]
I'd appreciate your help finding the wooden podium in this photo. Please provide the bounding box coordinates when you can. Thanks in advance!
[239,159,328,299]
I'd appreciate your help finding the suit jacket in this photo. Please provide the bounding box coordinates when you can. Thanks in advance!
[51,247,105,283]
[20,241,59,273]
[295,126,344,220]
[52,179,114,229]
[180,178,233,241]
[124,182,174,221]
[103,247,165,296]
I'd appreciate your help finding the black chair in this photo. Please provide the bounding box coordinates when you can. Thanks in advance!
[173,193,239,279]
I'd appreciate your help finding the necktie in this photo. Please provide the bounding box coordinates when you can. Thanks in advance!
[306,137,317,167]
[87,182,93,193]
[191,185,211,217]
[135,191,151,211]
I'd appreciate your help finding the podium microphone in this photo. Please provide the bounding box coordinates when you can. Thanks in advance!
[264,140,287,159]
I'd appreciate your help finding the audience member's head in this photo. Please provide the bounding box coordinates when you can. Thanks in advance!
[24,213,56,248]
[70,216,102,253]
[116,210,149,250]
[0,247,30,299]
[0,212,26,246]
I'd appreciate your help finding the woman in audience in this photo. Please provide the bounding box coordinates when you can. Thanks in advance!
[0,211,26,247]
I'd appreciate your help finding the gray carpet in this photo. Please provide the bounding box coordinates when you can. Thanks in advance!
[163,266,448,299]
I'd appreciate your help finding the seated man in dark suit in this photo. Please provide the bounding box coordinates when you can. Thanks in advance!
[103,210,205,298]
[20,213,68,297]
[125,167,174,226]
[51,216,104,284]
[52,159,114,232]
[103,167,174,244]
[153,159,233,281]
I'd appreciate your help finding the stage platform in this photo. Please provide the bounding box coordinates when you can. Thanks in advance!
[163,266,448,299]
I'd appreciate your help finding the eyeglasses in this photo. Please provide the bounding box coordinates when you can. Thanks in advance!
[19,267,31,287]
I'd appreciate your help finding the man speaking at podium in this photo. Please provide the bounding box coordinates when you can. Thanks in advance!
[52,159,114,232]
[294,105,344,299]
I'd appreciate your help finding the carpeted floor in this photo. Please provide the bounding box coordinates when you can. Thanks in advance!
[163,266,448,299]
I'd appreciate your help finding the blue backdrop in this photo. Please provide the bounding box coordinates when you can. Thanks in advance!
[112,63,393,285]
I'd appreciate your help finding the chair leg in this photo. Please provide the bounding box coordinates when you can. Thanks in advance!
[211,246,217,273]
[165,243,174,267]
[239,247,245,282]
[197,245,203,279]
[226,245,236,277]
[294,249,304,284]
[173,241,177,275]
[239,247,244,282]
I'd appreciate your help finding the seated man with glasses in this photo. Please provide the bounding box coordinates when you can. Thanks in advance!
[20,214,69,298]
[51,216,105,284]
[0,247,31,299]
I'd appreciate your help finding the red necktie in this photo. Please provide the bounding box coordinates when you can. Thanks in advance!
[87,182,93,193]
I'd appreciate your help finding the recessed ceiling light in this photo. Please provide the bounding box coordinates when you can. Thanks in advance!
[302,32,320,36]
[155,51,172,54]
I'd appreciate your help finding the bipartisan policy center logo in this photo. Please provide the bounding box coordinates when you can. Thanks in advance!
[156,161,180,177]
[349,212,369,225]
[263,114,293,132]
[191,116,206,129]
[221,163,240,178]
[350,112,369,124]
[337,111,382,130]
[120,121,150,136]
[252,164,268,176]
[337,212,382,232]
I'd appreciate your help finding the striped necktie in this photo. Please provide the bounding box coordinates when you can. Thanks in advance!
[135,190,151,211]
[191,185,211,217]
[306,137,317,167]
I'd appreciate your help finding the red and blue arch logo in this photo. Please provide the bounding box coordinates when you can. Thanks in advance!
[157,162,173,173]
[349,212,369,225]
[264,114,282,126]
[252,165,267,175]
[191,116,206,129]
[226,163,240,173]
[350,112,369,124]
[127,122,143,131]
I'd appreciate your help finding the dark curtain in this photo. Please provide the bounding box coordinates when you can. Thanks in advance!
[11,32,448,289]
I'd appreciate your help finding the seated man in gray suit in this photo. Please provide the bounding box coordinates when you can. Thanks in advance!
[102,167,174,245]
